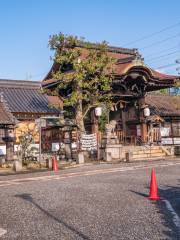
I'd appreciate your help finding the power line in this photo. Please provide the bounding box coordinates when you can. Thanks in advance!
[141,32,180,50]
[144,45,180,58]
[146,54,180,64]
[146,50,180,62]
[122,21,180,47]
[153,62,178,70]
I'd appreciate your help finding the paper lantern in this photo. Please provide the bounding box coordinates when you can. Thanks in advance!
[144,107,150,117]
[95,107,102,116]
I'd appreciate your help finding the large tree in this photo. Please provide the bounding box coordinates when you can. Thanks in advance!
[48,33,115,134]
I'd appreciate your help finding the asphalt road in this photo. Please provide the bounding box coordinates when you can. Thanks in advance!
[0,160,180,240]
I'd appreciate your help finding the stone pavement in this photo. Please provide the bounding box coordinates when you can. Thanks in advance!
[0,159,180,239]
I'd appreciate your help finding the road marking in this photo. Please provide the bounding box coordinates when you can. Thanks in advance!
[0,161,180,188]
[0,228,7,237]
[163,199,180,230]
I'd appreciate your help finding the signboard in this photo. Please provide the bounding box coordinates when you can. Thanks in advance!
[160,127,170,137]
[81,134,97,151]
[52,142,60,152]
[0,145,6,155]
[162,137,180,145]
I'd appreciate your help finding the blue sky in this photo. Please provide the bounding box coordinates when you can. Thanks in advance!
[0,0,180,80]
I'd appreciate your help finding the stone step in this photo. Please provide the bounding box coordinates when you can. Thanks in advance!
[132,153,166,159]
[122,146,162,152]
[132,149,164,155]
[131,156,167,161]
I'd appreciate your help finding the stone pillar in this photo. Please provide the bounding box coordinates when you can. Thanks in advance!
[141,123,148,143]
[5,127,15,161]
[91,110,98,134]
[64,130,72,160]
[121,110,127,139]
[138,97,148,144]
[77,151,84,164]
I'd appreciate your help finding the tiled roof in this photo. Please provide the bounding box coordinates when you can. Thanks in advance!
[43,44,141,83]
[0,95,16,124]
[149,69,178,80]
[146,95,180,117]
[43,43,179,87]
[0,79,61,114]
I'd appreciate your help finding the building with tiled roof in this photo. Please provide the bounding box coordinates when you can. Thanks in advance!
[0,94,17,159]
[0,79,62,148]
[0,79,62,119]
[43,44,179,92]
[145,95,180,145]
[146,95,180,118]
[43,42,180,146]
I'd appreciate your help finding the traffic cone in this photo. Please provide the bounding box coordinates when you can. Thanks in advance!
[149,168,160,200]
[52,155,58,172]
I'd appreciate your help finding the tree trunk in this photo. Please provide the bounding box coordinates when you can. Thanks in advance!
[75,100,85,163]
[75,99,85,134]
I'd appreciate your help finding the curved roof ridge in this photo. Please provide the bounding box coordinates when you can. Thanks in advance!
[76,42,139,56]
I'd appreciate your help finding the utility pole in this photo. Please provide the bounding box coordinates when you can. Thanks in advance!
[176,59,180,75]
[39,119,42,162]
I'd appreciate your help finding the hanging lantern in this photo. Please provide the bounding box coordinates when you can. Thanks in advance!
[144,107,150,117]
[95,107,102,116]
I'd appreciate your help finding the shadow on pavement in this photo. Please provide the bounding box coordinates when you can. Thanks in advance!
[0,169,50,177]
[14,193,90,240]
[130,183,180,239]
[130,190,148,198]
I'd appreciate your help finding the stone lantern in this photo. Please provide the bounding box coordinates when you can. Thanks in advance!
[3,126,15,161]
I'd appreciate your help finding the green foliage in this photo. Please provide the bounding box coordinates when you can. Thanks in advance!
[158,88,169,94]
[98,111,108,133]
[152,88,169,95]
[49,33,115,123]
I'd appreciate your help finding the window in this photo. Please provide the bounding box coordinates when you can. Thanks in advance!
[172,122,180,136]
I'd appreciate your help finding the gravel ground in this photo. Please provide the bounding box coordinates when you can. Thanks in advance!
[0,160,180,239]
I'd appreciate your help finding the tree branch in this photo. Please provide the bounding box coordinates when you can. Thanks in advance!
[83,104,98,119]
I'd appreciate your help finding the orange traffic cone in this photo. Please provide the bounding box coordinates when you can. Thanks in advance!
[52,155,58,172]
[149,168,160,200]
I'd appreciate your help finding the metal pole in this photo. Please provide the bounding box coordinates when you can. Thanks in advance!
[39,119,42,162]
[97,130,99,161]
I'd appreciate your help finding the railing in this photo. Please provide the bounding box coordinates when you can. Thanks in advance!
[136,136,152,157]
[115,130,125,144]
[147,128,161,145]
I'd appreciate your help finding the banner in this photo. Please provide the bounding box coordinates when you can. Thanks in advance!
[81,134,97,151]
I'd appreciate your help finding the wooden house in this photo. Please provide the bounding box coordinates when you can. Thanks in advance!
[42,43,180,148]
[0,79,62,158]
[145,95,180,145]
